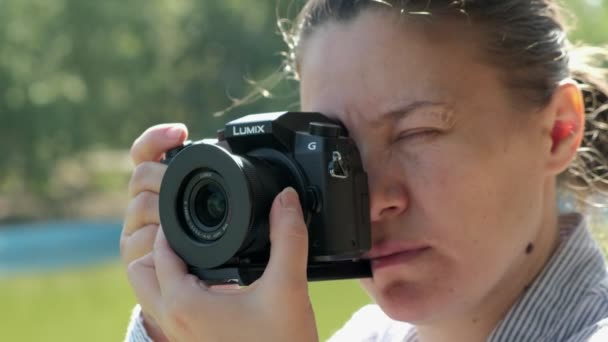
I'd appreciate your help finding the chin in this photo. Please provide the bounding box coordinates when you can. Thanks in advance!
[360,276,441,324]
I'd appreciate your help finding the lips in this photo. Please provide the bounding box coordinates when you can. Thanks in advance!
[366,241,429,259]
[366,242,431,270]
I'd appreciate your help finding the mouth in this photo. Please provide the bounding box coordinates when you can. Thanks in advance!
[365,242,431,271]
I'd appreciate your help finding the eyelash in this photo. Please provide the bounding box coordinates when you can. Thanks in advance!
[396,129,440,142]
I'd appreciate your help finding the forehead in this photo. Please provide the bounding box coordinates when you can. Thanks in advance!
[298,10,499,120]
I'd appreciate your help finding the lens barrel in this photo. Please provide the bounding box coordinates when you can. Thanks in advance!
[159,142,293,269]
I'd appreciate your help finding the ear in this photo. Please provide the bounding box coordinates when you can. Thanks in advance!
[544,79,585,175]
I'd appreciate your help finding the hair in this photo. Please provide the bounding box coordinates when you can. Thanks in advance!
[275,0,608,207]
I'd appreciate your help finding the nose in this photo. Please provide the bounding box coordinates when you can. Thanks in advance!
[366,164,409,223]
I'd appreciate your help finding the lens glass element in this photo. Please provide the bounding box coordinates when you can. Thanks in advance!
[195,182,227,228]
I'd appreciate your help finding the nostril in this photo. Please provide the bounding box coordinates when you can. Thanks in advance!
[368,183,408,222]
[382,206,403,217]
[371,204,406,222]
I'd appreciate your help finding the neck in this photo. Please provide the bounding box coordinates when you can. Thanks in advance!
[416,184,561,342]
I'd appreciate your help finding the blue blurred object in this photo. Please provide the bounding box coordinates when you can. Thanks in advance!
[0,220,122,277]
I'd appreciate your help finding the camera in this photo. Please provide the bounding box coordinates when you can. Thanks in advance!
[159,112,371,285]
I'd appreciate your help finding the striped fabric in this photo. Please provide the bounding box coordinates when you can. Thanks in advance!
[125,304,153,342]
[487,212,608,342]
[125,212,608,342]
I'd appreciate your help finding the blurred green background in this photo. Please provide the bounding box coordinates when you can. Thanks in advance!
[0,0,607,341]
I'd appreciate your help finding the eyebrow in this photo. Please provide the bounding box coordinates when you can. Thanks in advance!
[377,101,449,124]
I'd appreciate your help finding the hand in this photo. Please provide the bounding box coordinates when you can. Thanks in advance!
[121,123,188,341]
[127,187,319,342]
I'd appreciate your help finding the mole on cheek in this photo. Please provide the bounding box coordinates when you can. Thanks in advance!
[526,243,534,254]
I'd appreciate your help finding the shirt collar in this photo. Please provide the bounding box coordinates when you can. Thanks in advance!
[488,212,607,341]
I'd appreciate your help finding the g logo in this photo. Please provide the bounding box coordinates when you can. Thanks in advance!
[307,142,317,151]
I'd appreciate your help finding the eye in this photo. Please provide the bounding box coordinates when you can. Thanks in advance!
[396,128,441,142]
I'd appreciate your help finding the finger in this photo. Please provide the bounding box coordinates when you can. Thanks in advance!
[153,227,190,296]
[120,223,159,267]
[208,284,243,295]
[123,191,160,237]
[127,252,162,322]
[210,284,241,290]
[130,123,188,166]
[262,187,309,288]
[128,162,167,198]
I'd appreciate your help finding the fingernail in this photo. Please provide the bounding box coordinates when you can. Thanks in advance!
[166,124,185,140]
[280,187,299,209]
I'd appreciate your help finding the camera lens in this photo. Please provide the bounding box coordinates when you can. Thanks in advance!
[194,182,227,228]
[182,172,231,242]
[159,142,301,269]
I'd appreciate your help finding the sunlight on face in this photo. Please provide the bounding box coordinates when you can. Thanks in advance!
[299,10,555,324]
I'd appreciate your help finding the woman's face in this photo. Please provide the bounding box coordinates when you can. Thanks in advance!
[299,11,555,323]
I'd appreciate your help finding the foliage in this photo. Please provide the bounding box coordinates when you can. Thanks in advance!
[564,0,608,44]
[0,0,606,199]
[0,0,299,196]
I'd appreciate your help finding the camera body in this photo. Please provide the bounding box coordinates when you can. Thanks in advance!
[159,112,371,285]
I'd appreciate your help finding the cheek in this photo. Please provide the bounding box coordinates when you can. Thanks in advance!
[401,140,545,266]
[359,130,548,320]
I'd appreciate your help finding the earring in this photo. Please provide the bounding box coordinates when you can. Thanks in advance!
[551,120,575,152]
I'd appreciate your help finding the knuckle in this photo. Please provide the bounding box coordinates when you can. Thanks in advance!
[128,162,165,198]
[130,162,146,185]
[121,224,159,266]
[270,223,308,246]
[163,296,193,332]
[128,162,150,195]
[129,136,145,164]
[122,238,142,269]
[123,192,159,237]
[133,190,159,216]
[126,257,142,281]
[123,199,138,228]
[284,216,308,238]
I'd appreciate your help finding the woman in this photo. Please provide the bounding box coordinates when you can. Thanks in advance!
[122,1,608,341]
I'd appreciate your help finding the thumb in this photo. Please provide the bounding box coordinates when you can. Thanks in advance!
[262,187,309,287]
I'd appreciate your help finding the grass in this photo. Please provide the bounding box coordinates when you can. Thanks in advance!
[0,263,136,342]
[0,262,371,342]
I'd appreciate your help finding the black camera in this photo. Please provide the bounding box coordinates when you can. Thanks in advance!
[159,112,371,285]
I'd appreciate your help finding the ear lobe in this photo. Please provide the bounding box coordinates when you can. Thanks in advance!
[546,80,585,175]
